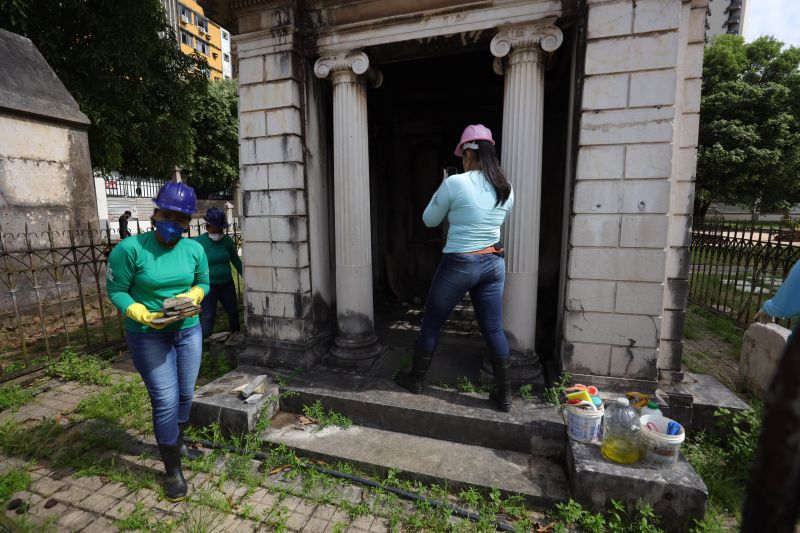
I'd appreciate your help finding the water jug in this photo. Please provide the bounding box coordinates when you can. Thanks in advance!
[601,397,641,464]
[640,400,663,418]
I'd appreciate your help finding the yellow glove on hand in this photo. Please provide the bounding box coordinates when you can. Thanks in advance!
[176,286,204,306]
[126,303,166,329]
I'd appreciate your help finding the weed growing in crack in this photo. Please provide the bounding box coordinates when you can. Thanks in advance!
[301,400,352,432]
[0,467,30,504]
[46,347,111,385]
[0,384,37,412]
[544,371,572,408]
[518,383,534,401]
[74,378,152,433]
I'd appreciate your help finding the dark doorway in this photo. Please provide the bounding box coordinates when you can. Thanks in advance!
[366,30,574,372]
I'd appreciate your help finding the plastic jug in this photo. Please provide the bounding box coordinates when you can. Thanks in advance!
[640,400,663,418]
[601,397,641,464]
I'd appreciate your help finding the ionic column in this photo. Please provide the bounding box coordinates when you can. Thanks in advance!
[314,51,383,368]
[491,20,563,383]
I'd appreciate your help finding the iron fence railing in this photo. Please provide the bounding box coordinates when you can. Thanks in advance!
[104,176,167,198]
[689,219,800,329]
[0,222,242,376]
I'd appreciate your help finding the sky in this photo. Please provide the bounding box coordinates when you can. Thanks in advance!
[743,0,800,48]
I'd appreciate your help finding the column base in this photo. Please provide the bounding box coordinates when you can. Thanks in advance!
[238,335,331,372]
[325,333,383,370]
[568,373,658,394]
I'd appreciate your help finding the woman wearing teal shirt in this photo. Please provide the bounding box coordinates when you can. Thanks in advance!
[395,125,515,411]
[106,182,209,502]
[194,207,243,339]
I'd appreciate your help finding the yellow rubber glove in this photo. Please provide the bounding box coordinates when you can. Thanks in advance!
[175,286,205,306]
[125,303,166,330]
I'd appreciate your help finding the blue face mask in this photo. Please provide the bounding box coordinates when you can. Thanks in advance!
[154,220,186,243]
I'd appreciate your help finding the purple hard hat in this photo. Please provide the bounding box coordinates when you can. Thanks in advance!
[454,124,495,157]
[203,207,229,228]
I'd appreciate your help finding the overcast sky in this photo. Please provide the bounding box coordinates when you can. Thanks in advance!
[743,0,800,48]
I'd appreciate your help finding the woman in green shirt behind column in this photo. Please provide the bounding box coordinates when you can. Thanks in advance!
[194,207,243,339]
[106,182,209,502]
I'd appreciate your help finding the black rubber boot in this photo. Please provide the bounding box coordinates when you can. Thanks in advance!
[158,442,187,502]
[489,357,512,412]
[177,423,189,458]
[395,344,435,394]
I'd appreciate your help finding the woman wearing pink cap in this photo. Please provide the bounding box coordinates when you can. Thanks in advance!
[395,124,515,411]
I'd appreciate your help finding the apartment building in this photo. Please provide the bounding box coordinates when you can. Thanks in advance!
[162,0,232,80]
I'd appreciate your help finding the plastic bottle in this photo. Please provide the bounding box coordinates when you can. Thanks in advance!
[640,400,663,418]
[601,397,641,464]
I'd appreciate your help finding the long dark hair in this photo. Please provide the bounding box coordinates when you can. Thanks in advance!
[466,140,511,207]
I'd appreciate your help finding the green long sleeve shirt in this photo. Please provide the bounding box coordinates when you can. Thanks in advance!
[106,231,210,333]
[193,233,242,286]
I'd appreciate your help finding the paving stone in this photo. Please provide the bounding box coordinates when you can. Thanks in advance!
[370,518,390,532]
[349,515,374,529]
[107,498,137,520]
[80,491,119,514]
[71,475,104,491]
[303,516,331,533]
[28,474,66,497]
[57,507,96,530]
[82,516,115,533]
[98,481,131,500]
[285,511,312,531]
[312,503,338,521]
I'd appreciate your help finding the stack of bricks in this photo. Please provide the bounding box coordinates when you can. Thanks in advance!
[563,0,708,386]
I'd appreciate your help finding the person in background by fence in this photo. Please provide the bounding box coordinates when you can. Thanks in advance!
[119,210,132,239]
[106,182,209,502]
[743,259,800,532]
[194,207,242,339]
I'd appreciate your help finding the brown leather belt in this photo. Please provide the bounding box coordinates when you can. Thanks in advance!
[464,245,504,255]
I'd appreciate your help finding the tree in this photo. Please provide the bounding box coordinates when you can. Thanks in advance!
[0,0,209,179]
[182,79,239,194]
[696,35,800,220]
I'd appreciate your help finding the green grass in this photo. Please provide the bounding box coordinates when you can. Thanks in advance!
[685,304,744,356]
[46,347,112,385]
[74,378,152,434]
[198,350,235,381]
[0,467,31,505]
[301,400,352,432]
[0,384,36,411]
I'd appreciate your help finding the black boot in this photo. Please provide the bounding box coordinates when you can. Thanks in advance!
[395,344,434,394]
[158,442,187,502]
[489,357,512,412]
[177,423,189,458]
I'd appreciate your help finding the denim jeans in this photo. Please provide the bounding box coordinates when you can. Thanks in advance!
[418,253,510,357]
[126,323,202,445]
[200,282,240,339]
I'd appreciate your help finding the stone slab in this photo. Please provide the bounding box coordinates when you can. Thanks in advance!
[262,416,570,508]
[739,322,790,399]
[685,373,751,439]
[191,366,279,435]
[278,368,566,458]
[567,440,707,533]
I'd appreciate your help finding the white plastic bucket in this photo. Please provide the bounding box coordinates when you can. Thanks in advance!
[566,403,604,443]
[639,415,685,468]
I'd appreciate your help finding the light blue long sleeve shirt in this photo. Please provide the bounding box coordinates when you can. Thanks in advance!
[422,170,514,253]
[762,260,800,318]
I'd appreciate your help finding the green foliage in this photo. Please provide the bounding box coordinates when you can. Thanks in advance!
[0,384,36,411]
[518,384,534,401]
[198,350,235,381]
[684,406,762,524]
[0,0,209,179]
[301,400,352,432]
[74,378,152,433]
[115,502,155,531]
[46,347,111,385]
[456,376,477,393]
[0,467,30,504]
[697,35,800,217]
[184,79,239,194]
[552,499,663,533]
[544,371,572,408]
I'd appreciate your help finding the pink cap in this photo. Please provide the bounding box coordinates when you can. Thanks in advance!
[454,124,495,157]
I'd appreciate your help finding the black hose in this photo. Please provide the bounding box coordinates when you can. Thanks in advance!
[193,438,518,533]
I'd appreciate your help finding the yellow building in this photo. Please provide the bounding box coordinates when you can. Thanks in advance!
[176,0,232,80]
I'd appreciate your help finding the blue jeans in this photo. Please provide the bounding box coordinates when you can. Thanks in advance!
[126,323,202,445]
[418,253,510,357]
[200,282,240,339]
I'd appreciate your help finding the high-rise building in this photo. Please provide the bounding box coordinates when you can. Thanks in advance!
[705,0,748,41]
[161,0,232,80]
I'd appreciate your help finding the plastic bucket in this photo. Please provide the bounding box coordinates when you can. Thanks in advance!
[639,415,685,468]
[566,403,604,443]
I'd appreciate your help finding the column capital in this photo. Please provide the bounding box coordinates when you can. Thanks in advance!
[490,18,564,59]
[314,50,383,88]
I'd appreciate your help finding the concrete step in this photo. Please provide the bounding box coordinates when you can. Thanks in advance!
[262,412,570,508]
[278,367,566,458]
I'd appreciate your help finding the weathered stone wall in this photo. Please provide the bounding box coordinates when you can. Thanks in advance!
[563,0,707,387]
[0,30,96,235]
[234,7,331,368]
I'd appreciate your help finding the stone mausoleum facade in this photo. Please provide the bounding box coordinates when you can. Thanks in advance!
[206,0,708,392]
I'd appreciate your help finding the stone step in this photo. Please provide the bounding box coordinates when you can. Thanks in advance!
[278,368,566,458]
[262,412,570,508]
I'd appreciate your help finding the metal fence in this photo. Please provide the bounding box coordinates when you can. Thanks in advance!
[104,176,167,198]
[0,222,242,377]
[689,219,800,328]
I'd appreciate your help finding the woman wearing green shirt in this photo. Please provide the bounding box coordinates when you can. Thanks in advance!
[106,182,209,502]
[194,207,243,339]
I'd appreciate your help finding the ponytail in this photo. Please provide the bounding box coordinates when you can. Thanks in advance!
[467,140,511,207]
